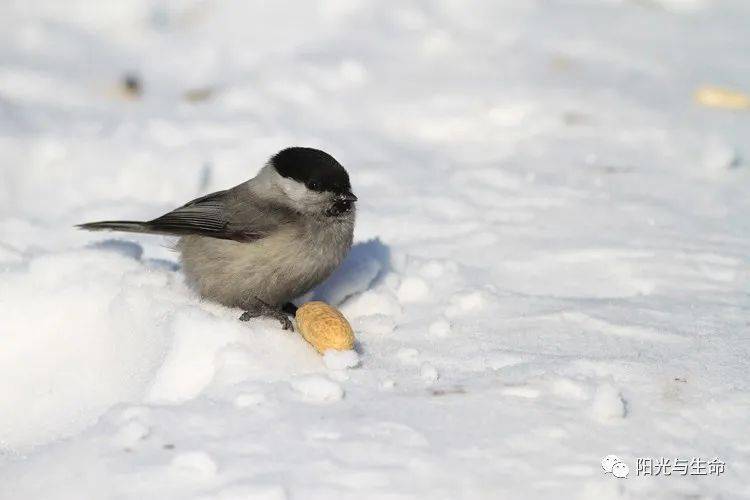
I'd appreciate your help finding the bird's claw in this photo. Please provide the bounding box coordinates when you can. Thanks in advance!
[239,299,295,332]
[278,315,294,331]
[239,311,255,322]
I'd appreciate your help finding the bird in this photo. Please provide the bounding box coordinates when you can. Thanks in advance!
[78,147,357,331]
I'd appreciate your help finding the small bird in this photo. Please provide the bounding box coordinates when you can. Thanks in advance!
[78,147,357,331]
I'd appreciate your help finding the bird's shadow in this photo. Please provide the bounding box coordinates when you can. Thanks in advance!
[309,238,391,307]
[88,239,143,259]
[86,239,180,272]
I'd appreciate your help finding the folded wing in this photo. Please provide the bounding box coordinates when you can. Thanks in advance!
[78,188,283,242]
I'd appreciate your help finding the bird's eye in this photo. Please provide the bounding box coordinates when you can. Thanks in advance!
[308,181,320,190]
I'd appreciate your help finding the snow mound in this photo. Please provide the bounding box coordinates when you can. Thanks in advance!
[0,248,173,449]
[0,245,321,451]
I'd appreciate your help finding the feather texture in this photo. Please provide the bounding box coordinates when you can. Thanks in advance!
[78,188,268,242]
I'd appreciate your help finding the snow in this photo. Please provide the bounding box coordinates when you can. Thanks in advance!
[1,0,749,498]
[322,349,361,370]
[419,362,440,384]
[289,375,345,403]
[590,382,628,423]
[170,450,219,479]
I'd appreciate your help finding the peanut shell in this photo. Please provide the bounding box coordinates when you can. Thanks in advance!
[296,301,355,354]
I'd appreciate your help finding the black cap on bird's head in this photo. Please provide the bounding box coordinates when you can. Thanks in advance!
[271,147,357,215]
[271,147,352,194]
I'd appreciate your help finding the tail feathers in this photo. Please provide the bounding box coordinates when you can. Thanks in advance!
[77,220,151,234]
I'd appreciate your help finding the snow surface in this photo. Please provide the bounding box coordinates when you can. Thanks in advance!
[1,0,749,498]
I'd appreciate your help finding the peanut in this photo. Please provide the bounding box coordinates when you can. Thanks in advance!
[295,301,355,354]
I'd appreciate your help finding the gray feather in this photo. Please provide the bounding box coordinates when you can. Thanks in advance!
[76,221,151,233]
[78,188,279,242]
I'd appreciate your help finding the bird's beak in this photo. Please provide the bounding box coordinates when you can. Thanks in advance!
[337,191,358,202]
[326,191,357,217]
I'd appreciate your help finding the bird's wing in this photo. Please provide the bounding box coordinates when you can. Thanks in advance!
[145,188,283,242]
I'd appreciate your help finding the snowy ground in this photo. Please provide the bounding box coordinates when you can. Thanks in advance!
[1,1,749,498]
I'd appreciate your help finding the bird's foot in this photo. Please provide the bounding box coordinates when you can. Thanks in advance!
[282,302,298,316]
[240,298,294,331]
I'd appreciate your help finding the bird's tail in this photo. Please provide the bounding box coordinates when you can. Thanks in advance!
[77,220,152,234]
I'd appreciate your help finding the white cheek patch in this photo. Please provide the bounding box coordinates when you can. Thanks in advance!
[277,176,308,201]
[276,175,329,209]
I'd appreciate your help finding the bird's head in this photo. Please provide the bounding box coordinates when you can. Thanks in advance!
[264,147,357,218]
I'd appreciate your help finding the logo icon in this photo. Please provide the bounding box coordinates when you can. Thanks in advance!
[601,455,629,479]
